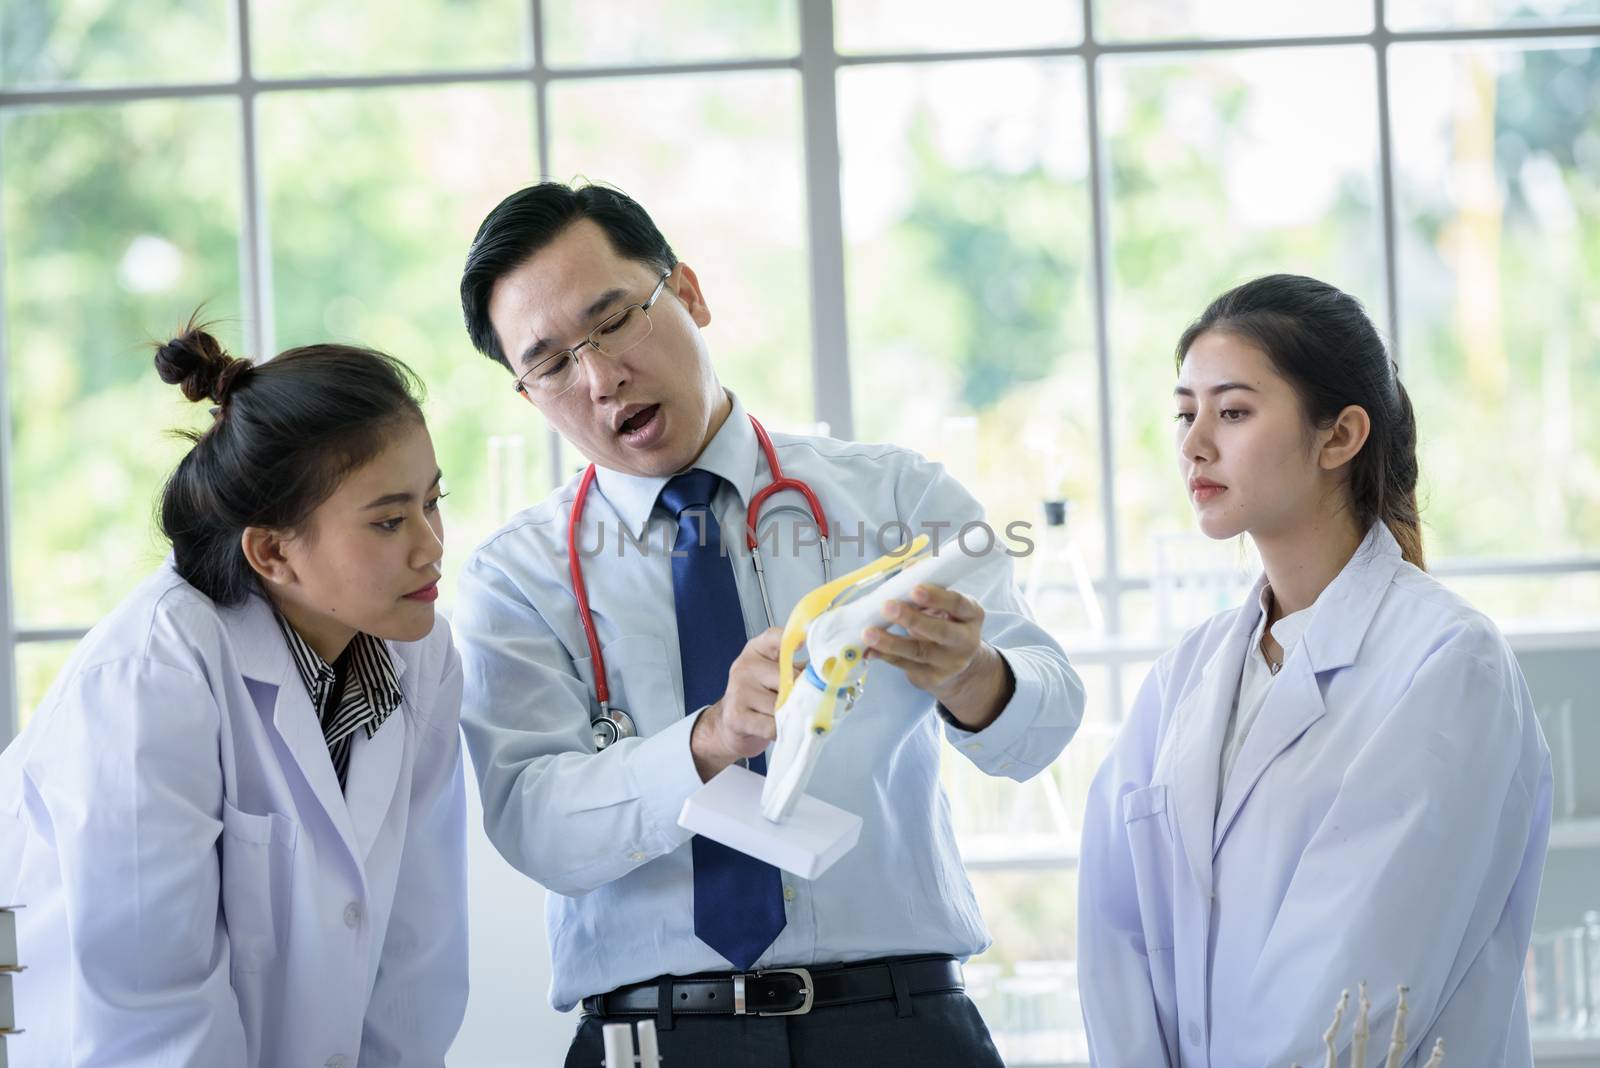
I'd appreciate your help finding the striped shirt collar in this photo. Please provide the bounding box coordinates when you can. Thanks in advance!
[273,613,403,784]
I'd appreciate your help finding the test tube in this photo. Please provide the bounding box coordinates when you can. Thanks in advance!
[601,1022,634,1068]
[487,434,527,524]
[635,1019,661,1066]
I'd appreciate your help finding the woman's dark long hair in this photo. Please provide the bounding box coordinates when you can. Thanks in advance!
[154,317,426,605]
[1176,274,1425,568]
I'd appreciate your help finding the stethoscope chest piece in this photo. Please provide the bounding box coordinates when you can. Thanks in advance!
[591,705,637,750]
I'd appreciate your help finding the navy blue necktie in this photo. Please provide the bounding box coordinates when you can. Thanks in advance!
[658,470,787,970]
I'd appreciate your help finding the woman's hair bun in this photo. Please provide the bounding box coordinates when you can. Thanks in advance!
[154,318,252,405]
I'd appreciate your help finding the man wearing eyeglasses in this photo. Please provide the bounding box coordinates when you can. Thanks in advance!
[453,180,1086,1067]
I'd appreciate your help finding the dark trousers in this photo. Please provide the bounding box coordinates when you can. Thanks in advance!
[563,990,1004,1068]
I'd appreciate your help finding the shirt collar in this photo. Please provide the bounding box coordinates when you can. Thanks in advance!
[590,391,759,540]
[273,611,403,728]
[1251,579,1320,655]
[276,611,338,710]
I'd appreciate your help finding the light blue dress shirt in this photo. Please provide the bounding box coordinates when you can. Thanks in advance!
[455,394,1086,1010]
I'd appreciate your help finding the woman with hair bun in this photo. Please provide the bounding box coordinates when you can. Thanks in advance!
[1077,276,1551,1066]
[0,321,468,1066]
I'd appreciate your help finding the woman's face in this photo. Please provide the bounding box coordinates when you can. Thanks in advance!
[266,420,445,658]
[1174,330,1327,543]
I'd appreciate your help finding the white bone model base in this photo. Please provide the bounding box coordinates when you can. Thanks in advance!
[679,536,999,878]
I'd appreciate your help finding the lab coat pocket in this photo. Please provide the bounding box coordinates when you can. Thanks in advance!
[575,635,678,736]
[219,799,298,973]
[1121,784,1178,953]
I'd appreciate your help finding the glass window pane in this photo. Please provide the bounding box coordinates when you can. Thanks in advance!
[3,99,242,628]
[964,869,1085,1064]
[548,72,812,425]
[1094,0,1370,41]
[945,664,1113,854]
[1103,48,1383,586]
[250,0,528,77]
[1,0,235,87]
[1392,42,1600,562]
[1387,0,1600,30]
[836,0,1081,54]
[543,0,796,67]
[260,85,545,589]
[839,60,1103,607]
[945,670,1126,1064]
[15,640,79,732]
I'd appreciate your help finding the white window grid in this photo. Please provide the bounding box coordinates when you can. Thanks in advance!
[3,0,1600,741]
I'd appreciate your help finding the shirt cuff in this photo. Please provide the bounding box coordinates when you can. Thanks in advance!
[939,647,1045,774]
[624,708,706,852]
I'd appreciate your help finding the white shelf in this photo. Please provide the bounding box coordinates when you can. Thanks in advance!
[1534,1035,1600,1065]
[960,833,1079,872]
[1550,819,1600,850]
[962,849,1078,873]
[1057,623,1600,667]
[1506,626,1600,654]
[1014,1041,1600,1066]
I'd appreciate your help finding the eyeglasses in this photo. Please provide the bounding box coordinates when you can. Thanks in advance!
[514,271,672,399]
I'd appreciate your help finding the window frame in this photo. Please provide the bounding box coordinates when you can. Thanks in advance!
[3,0,1600,746]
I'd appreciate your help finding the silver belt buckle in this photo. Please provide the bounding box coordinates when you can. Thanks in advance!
[733,967,814,1016]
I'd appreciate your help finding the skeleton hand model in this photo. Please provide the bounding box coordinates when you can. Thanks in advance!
[1291,985,1443,1068]
[760,535,997,823]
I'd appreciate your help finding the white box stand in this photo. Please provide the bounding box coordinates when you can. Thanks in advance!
[679,765,862,880]
[0,909,15,970]
[1,904,25,1061]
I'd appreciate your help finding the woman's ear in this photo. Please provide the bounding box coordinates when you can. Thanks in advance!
[1318,404,1372,472]
[241,526,297,587]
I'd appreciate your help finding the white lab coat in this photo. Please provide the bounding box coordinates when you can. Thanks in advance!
[1078,524,1552,1068]
[0,563,469,1067]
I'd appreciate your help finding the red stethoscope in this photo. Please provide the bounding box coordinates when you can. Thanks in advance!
[568,414,834,749]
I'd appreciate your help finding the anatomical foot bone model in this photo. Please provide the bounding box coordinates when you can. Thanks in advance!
[761,533,998,822]
[678,534,1001,878]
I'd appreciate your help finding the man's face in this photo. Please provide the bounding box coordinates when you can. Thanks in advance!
[487,218,725,478]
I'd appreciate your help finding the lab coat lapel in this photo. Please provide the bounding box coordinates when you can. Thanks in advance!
[231,594,362,864]
[1212,651,1324,856]
[1164,597,1259,898]
[342,647,409,864]
[1211,523,1405,855]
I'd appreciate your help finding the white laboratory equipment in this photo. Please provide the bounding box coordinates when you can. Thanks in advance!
[487,434,528,524]
[1022,499,1103,636]
[601,1018,661,1068]
[1150,531,1257,638]
[0,903,19,1067]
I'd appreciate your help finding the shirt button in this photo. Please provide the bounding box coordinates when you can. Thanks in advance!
[782,885,796,902]
[326,1057,350,1068]
[343,903,362,929]
[966,742,983,752]
[997,761,1013,770]
[1187,1021,1203,1046]
[630,851,648,862]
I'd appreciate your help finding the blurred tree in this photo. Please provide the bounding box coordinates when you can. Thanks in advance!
[897,115,1082,410]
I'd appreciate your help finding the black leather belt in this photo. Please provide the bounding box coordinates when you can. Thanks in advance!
[582,954,964,1019]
